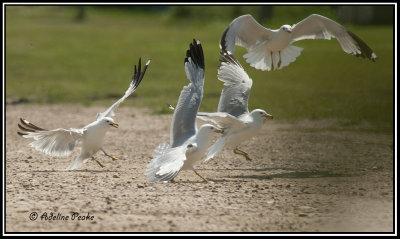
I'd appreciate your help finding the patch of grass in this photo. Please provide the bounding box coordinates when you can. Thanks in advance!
[5,6,394,132]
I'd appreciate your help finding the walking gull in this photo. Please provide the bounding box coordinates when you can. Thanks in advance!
[197,49,273,162]
[146,39,223,183]
[17,58,151,170]
[220,14,377,71]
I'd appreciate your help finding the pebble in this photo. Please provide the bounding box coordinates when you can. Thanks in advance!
[137,184,145,188]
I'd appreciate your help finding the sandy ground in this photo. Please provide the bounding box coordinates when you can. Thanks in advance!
[5,104,394,233]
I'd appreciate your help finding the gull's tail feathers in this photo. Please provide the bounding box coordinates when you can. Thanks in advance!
[279,45,303,69]
[65,155,89,171]
[243,45,303,71]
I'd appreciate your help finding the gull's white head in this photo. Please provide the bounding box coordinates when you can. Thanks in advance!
[100,117,119,128]
[279,24,292,33]
[198,124,224,136]
[250,109,274,121]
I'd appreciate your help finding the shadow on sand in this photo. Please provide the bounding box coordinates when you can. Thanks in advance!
[22,169,121,173]
[226,169,349,180]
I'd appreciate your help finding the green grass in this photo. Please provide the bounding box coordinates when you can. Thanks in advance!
[5,6,394,132]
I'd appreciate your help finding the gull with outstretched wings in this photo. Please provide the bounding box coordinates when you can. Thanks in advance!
[168,49,274,162]
[146,39,223,183]
[18,58,151,170]
[220,14,377,71]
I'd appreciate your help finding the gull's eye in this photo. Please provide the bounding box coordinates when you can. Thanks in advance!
[106,120,109,123]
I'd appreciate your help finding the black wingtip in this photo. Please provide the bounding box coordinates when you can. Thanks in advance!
[17,131,27,136]
[218,49,243,69]
[219,26,229,52]
[347,30,377,61]
[131,57,150,90]
[19,118,47,131]
[184,39,205,69]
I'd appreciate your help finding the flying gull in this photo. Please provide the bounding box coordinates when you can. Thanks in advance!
[220,14,377,71]
[146,39,223,183]
[18,58,151,170]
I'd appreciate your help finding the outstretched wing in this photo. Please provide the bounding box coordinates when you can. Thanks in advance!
[220,14,274,53]
[96,58,151,120]
[290,14,377,60]
[197,111,243,129]
[18,118,84,157]
[170,39,205,147]
[217,50,253,118]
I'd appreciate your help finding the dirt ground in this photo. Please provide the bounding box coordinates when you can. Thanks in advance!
[5,104,394,233]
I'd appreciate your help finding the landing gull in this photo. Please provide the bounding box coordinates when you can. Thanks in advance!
[18,58,151,170]
[197,49,273,162]
[220,14,377,71]
[146,39,223,183]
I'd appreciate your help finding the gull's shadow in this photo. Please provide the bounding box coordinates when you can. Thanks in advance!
[227,170,350,180]
[22,169,121,173]
[202,167,297,172]
[199,167,350,180]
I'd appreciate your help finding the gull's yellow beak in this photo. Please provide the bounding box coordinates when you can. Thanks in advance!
[110,122,119,128]
[265,114,274,120]
[215,129,224,134]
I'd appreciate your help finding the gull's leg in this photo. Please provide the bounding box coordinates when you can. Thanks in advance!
[100,147,119,161]
[91,156,105,168]
[233,147,253,161]
[278,51,282,69]
[170,178,176,183]
[193,170,213,184]
[270,52,274,71]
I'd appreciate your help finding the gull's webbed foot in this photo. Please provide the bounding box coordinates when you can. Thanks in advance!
[101,148,119,161]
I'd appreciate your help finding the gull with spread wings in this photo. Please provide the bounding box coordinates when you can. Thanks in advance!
[168,49,274,162]
[18,58,150,170]
[220,14,377,71]
[146,39,223,183]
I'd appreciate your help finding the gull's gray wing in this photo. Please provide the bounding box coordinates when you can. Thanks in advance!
[220,14,274,54]
[96,58,151,120]
[18,118,84,157]
[217,50,253,118]
[290,14,377,60]
[197,111,243,129]
[170,39,205,147]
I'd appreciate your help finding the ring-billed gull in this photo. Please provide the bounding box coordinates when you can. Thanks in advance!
[220,14,377,71]
[196,49,273,162]
[146,39,223,183]
[17,58,151,170]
